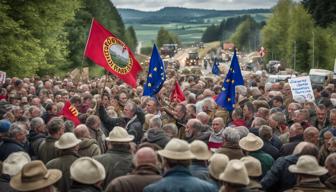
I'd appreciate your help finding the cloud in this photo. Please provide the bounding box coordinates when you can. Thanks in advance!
[112,0,280,11]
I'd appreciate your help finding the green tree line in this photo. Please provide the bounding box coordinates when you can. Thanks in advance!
[0,0,138,77]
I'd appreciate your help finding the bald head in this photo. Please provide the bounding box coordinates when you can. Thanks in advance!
[134,147,157,167]
[74,124,90,139]
[196,112,209,125]
[303,127,319,145]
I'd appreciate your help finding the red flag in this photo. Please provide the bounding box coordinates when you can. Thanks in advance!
[62,101,80,126]
[170,81,186,103]
[84,19,142,88]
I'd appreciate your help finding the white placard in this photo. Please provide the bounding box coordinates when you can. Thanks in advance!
[0,71,6,84]
[288,76,315,103]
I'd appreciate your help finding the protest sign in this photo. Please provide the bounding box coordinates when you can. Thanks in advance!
[288,76,315,103]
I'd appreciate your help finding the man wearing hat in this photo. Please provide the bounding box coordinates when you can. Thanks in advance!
[189,140,212,181]
[239,133,273,176]
[46,132,81,192]
[10,160,62,192]
[219,160,250,192]
[241,156,263,191]
[94,126,134,189]
[105,147,162,192]
[208,153,229,190]
[286,155,331,191]
[144,138,217,192]
[69,157,106,192]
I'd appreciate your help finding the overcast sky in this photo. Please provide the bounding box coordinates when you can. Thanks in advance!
[112,0,288,11]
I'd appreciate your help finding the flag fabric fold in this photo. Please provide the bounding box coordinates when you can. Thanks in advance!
[212,58,220,75]
[62,101,80,126]
[143,44,166,97]
[215,49,244,111]
[170,80,185,103]
[84,19,142,88]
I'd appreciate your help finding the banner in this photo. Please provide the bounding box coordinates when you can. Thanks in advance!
[288,76,315,103]
[84,19,142,88]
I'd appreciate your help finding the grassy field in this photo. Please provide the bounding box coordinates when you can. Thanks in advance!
[127,13,271,47]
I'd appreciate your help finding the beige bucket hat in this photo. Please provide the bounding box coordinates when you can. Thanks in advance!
[239,133,264,152]
[190,140,212,160]
[219,160,250,186]
[3,152,31,176]
[289,155,328,176]
[10,160,62,191]
[208,153,229,180]
[55,132,81,149]
[70,157,106,184]
[241,156,262,177]
[105,126,134,142]
[158,138,195,160]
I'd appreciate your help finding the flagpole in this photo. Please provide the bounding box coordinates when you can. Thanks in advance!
[80,18,95,81]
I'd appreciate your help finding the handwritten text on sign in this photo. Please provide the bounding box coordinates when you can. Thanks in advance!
[288,76,315,103]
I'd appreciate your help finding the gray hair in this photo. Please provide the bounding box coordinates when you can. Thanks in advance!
[235,126,249,138]
[47,117,64,135]
[162,123,178,138]
[8,123,27,138]
[223,128,240,144]
[259,125,273,141]
[30,117,45,131]
[149,116,162,129]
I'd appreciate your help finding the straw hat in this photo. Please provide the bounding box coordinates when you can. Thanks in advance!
[288,155,328,176]
[157,138,195,160]
[190,140,212,160]
[208,154,229,180]
[105,126,134,142]
[55,132,81,149]
[239,133,264,152]
[3,152,31,176]
[10,160,62,191]
[70,157,106,184]
[219,160,250,186]
[241,156,262,177]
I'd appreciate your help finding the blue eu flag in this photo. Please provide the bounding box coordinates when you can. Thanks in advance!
[143,44,166,97]
[215,49,244,111]
[212,58,220,75]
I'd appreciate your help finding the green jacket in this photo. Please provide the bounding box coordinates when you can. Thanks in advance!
[46,153,79,192]
[78,138,101,157]
[94,147,133,189]
[37,136,60,163]
[249,150,274,176]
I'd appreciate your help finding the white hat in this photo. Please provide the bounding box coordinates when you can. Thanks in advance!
[239,133,263,152]
[3,152,31,176]
[241,156,262,177]
[220,160,250,186]
[289,155,328,176]
[105,126,134,142]
[158,138,195,160]
[70,157,106,184]
[208,153,229,180]
[55,132,81,149]
[190,140,212,160]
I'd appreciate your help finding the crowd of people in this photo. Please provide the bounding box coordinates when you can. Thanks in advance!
[0,69,336,192]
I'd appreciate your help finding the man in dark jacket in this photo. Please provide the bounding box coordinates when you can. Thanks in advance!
[74,124,101,157]
[259,125,279,159]
[144,138,217,192]
[28,117,47,159]
[279,123,304,157]
[105,147,162,192]
[37,117,64,163]
[94,126,134,189]
[216,128,244,160]
[0,123,27,161]
[261,142,319,192]
[98,101,144,144]
[69,157,105,192]
[189,140,212,181]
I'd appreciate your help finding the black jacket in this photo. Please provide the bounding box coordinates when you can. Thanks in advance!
[69,181,103,192]
[0,138,25,161]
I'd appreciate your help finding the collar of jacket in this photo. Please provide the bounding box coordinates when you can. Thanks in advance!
[126,115,137,128]
[222,142,241,149]
[71,181,102,191]
[2,138,24,147]
[133,164,161,175]
[107,147,131,154]
[163,166,192,177]
[289,134,303,142]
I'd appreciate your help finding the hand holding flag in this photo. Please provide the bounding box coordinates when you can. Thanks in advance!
[212,58,220,75]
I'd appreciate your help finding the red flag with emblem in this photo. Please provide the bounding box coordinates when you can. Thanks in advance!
[84,19,142,88]
[170,80,185,103]
[62,101,80,126]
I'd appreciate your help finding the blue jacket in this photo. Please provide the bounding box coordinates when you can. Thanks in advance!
[144,166,217,192]
[0,138,25,161]
[261,154,298,192]
[189,161,210,182]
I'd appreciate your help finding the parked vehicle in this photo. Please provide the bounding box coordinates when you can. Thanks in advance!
[309,69,333,86]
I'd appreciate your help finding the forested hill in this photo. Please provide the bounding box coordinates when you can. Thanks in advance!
[118,7,271,24]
